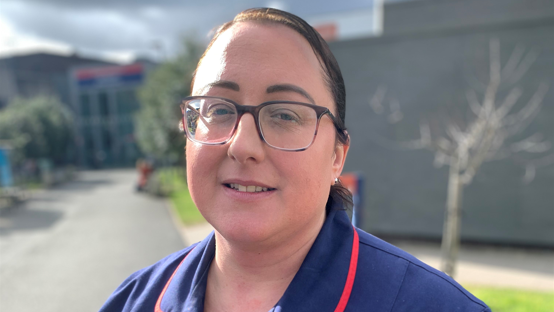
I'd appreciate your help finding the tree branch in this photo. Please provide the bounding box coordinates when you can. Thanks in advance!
[466,89,482,116]
[501,44,525,81]
[369,84,387,114]
[496,87,522,118]
[503,83,548,135]
[506,48,540,86]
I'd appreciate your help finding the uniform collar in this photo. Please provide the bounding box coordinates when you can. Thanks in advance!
[273,205,355,311]
[159,202,355,312]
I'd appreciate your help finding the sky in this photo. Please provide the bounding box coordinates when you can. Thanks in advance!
[0,0,396,63]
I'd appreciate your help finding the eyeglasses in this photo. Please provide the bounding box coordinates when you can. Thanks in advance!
[180,96,346,152]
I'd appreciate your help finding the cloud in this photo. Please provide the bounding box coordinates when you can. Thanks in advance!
[0,0,221,60]
[0,0,378,61]
[0,13,72,57]
[3,0,189,10]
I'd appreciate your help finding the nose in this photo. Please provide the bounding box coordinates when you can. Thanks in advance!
[227,113,265,163]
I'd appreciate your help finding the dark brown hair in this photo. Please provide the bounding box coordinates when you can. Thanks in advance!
[191,7,353,210]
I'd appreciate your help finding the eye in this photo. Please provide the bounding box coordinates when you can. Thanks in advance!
[213,108,231,116]
[271,110,301,123]
[205,104,235,117]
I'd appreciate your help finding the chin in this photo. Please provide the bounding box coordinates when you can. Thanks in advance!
[211,216,281,246]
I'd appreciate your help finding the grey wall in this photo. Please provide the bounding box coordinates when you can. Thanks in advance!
[330,0,554,246]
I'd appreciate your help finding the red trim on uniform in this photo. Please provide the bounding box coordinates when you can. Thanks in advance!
[154,248,194,312]
[155,228,360,312]
[334,226,359,312]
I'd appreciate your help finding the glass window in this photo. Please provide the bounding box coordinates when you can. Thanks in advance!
[80,94,91,117]
[98,92,109,117]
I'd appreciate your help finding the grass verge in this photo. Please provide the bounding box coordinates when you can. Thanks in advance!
[465,285,554,312]
[156,168,205,225]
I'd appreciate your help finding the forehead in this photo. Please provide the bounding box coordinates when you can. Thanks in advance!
[193,21,328,100]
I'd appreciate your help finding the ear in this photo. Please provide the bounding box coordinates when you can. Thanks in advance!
[331,133,350,184]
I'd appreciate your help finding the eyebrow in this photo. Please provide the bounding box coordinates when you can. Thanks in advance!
[199,80,240,94]
[199,81,315,104]
[266,84,315,104]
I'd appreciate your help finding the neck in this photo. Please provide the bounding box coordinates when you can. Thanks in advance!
[205,210,325,312]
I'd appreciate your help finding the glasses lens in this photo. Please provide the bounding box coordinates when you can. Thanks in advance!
[185,98,237,144]
[260,103,318,150]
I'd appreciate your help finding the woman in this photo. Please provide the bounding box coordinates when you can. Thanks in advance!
[101,8,490,312]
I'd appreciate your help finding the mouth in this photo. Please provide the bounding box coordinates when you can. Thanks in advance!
[224,183,276,193]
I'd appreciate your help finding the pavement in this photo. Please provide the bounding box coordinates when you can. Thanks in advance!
[393,240,554,292]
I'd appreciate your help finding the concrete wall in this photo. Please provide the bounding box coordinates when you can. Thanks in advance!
[330,0,554,246]
[384,0,553,36]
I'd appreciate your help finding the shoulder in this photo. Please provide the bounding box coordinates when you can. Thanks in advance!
[350,228,490,312]
[99,244,198,312]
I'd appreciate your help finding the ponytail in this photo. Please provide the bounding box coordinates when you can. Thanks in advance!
[326,180,353,212]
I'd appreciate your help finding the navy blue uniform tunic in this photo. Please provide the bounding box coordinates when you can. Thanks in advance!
[100,200,490,312]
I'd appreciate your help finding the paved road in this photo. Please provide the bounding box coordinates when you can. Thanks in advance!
[0,170,185,312]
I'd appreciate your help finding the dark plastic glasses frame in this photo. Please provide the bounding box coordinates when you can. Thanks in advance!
[180,96,347,152]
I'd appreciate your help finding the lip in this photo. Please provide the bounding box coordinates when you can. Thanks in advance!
[221,179,276,190]
[221,179,277,202]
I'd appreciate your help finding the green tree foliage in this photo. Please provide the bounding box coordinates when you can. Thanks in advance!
[135,37,204,162]
[0,96,74,165]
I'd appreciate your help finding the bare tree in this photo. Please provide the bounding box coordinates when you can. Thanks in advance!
[369,39,552,277]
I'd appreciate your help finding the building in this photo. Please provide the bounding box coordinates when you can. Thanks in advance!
[69,62,155,168]
[328,0,554,246]
[0,52,155,169]
[0,52,114,109]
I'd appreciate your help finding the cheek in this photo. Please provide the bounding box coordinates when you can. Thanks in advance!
[185,143,200,186]
[278,150,333,211]
[185,142,221,204]
[185,145,202,205]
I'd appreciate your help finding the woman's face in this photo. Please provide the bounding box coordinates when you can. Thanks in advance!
[187,22,348,245]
